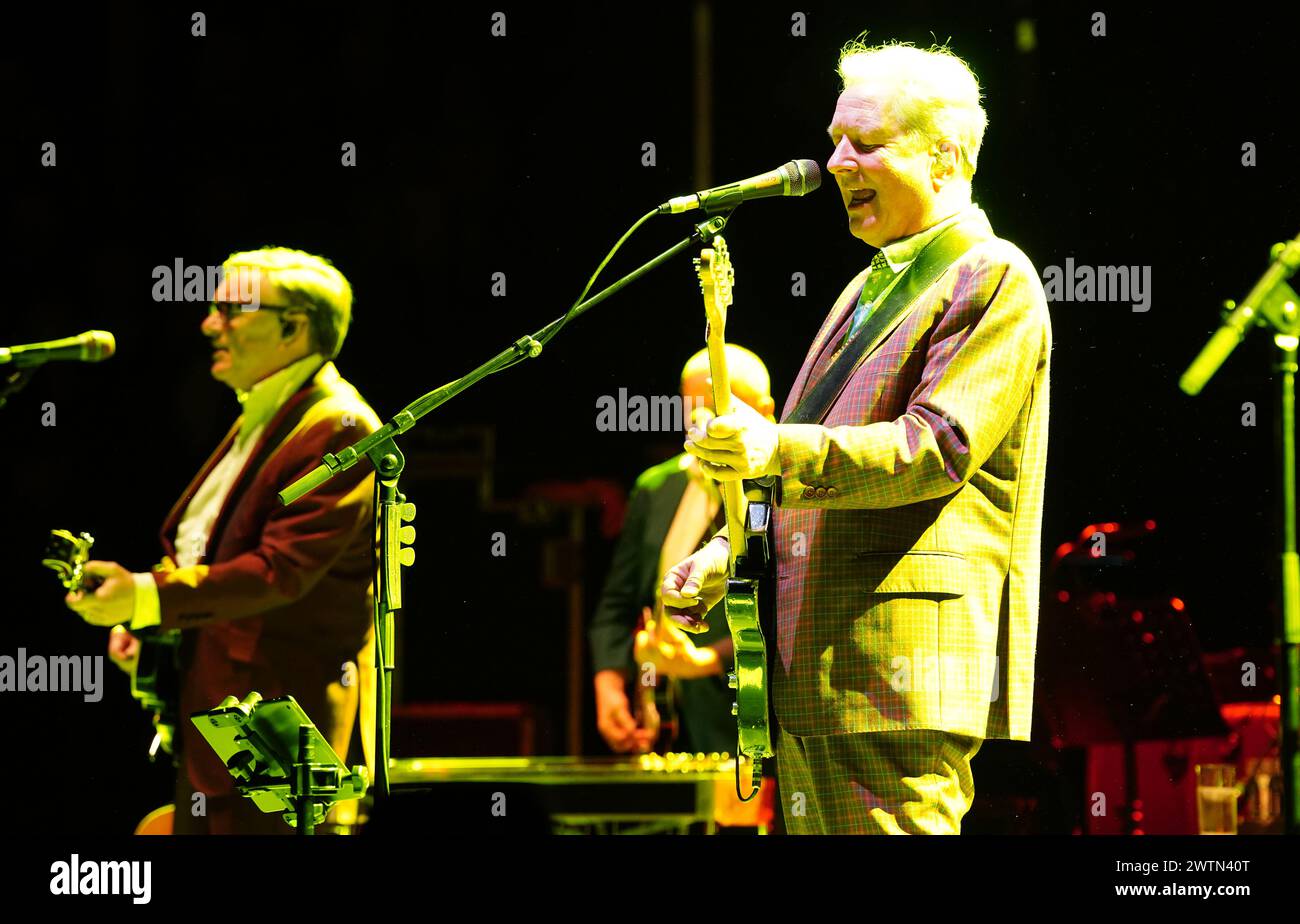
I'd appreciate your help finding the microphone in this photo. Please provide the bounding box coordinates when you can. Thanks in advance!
[1180,235,1300,395]
[658,159,822,215]
[0,330,117,367]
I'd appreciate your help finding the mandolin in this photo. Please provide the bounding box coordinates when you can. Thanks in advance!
[43,529,181,763]
[632,603,680,753]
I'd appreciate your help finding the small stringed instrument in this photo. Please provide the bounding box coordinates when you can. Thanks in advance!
[43,529,181,763]
[632,602,681,752]
[693,235,774,799]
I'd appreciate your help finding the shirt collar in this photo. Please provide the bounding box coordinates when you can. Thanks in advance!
[878,203,985,273]
[236,353,324,442]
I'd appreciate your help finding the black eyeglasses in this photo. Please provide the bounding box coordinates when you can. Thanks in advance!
[207,301,305,322]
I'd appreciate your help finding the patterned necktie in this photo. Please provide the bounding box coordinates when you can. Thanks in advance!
[839,250,894,349]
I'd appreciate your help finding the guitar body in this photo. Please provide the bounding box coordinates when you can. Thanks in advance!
[724,498,773,764]
[133,804,175,835]
[131,628,182,761]
[693,236,775,795]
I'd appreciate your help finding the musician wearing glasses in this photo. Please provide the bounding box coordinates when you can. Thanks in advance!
[66,247,379,834]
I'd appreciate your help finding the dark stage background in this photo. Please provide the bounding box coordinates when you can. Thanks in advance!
[2,2,1297,834]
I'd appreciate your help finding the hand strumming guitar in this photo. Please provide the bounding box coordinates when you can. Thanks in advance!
[108,625,141,675]
[660,535,732,634]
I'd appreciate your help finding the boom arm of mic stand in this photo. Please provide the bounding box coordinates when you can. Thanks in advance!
[278,212,732,508]
[1181,235,1300,395]
[274,210,732,801]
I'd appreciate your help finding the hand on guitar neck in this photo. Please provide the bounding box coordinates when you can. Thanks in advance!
[684,403,782,482]
[64,560,136,626]
[593,669,656,753]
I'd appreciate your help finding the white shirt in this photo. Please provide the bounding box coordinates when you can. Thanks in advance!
[129,353,325,629]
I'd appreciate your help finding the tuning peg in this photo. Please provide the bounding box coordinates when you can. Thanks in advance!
[400,502,416,522]
[399,547,415,567]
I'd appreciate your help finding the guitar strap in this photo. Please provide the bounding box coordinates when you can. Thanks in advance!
[784,219,992,426]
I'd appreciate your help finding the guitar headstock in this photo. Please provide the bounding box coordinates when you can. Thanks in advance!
[42,529,95,592]
[693,234,735,330]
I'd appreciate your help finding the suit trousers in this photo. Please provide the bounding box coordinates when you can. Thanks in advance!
[777,725,983,834]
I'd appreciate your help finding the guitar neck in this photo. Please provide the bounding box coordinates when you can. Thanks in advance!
[705,327,748,573]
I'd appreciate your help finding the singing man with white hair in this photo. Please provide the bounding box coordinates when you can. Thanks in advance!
[661,40,1051,833]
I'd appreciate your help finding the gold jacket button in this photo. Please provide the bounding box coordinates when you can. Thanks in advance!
[802,486,817,499]
[815,487,828,499]
[826,487,839,498]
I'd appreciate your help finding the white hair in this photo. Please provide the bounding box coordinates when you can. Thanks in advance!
[837,40,987,180]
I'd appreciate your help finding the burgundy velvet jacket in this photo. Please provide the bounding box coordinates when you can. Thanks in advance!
[152,362,379,796]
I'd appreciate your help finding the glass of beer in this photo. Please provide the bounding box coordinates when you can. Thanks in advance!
[1195,763,1239,835]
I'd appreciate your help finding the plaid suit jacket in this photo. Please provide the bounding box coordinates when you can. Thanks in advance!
[770,208,1050,741]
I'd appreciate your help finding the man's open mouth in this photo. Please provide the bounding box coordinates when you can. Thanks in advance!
[848,189,877,207]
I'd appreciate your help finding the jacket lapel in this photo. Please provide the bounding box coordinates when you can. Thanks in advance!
[159,423,240,559]
[203,363,333,557]
[786,270,870,414]
[784,212,993,424]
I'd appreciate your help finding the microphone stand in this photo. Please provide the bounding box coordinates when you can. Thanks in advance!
[1279,324,1300,836]
[278,211,733,799]
[1180,236,1300,834]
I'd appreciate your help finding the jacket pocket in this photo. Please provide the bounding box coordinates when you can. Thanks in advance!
[851,550,967,597]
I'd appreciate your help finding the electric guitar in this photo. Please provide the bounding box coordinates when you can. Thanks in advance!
[43,529,181,763]
[693,235,774,798]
